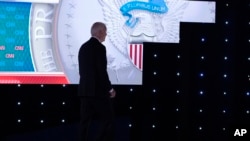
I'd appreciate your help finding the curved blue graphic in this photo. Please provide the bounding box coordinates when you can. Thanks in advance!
[120,0,168,28]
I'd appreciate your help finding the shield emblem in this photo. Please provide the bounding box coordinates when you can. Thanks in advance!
[127,43,143,71]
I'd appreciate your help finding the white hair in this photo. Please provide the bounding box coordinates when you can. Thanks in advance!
[91,22,106,37]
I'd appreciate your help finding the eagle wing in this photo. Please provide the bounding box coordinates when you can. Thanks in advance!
[99,0,128,56]
[157,0,189,43]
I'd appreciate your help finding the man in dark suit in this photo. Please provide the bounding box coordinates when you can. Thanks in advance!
[78,22,116,141]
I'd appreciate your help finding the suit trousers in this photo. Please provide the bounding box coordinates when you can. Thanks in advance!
[79,97,115,141]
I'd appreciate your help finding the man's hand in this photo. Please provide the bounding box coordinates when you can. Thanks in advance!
[109,88,116,98]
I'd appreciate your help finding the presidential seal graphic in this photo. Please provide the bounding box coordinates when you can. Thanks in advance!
[97,0,188,85]
[0,0,215,84]
[98,0,193,84]
[56,0,215,85]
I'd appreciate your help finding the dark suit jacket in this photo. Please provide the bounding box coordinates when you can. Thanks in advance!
[78,37,112,98]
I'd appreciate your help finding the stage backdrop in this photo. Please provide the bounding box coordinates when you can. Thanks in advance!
[0,0,215,84]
